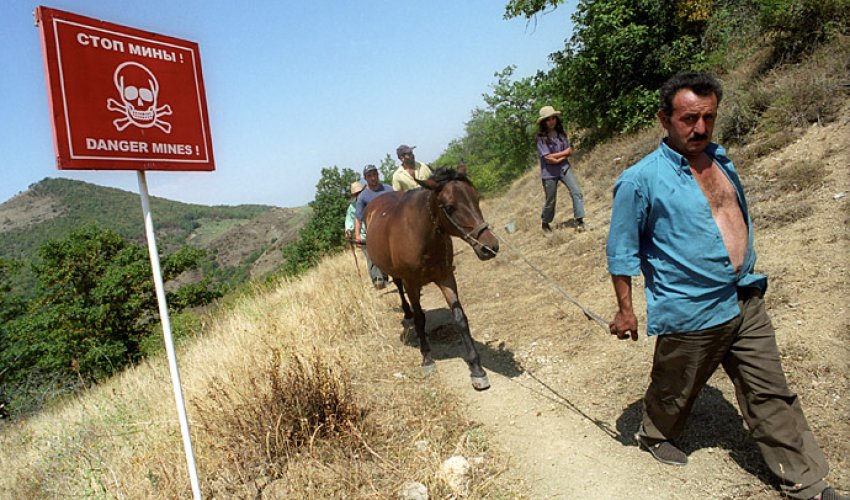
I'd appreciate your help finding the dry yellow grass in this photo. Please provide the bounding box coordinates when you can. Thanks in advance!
[0,257,512,498]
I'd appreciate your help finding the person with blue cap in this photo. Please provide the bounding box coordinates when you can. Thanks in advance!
[354,164,393,289]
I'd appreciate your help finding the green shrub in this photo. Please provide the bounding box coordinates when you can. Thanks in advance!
[758,0,850,65]
[0,226,221,416]
[280,167,358,276]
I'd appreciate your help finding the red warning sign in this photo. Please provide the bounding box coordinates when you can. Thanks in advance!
[36,6,215,171]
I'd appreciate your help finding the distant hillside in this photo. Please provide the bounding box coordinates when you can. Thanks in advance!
[0,178,310,285]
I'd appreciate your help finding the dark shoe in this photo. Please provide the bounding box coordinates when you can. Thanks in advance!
[636,435,687,466]
[574,218,589,232]
[813,487,850,500]
[542,222,552,233]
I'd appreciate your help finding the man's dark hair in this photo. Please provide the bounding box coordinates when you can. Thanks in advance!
[659,72,723,116]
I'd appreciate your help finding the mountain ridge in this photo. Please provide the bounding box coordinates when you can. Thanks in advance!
[0,177,309,285]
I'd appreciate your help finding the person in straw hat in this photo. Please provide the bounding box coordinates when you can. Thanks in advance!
[536,105,586,233]
[344,180,365,241]
[344,179,374,283]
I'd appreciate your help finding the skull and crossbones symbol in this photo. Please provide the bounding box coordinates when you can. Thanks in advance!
[106,61,172,133]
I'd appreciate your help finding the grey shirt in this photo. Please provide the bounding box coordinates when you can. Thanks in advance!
[355,184,393,220]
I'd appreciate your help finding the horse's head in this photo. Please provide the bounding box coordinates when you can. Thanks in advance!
[419,168,499,260]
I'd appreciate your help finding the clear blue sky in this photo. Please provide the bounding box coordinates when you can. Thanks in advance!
[2,0,574,208]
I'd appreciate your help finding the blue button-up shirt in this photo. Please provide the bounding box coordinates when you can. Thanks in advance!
[606,140,767,335]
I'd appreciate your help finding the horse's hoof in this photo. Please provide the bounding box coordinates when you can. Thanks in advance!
[422,363,437,376]
[470,375,490,391]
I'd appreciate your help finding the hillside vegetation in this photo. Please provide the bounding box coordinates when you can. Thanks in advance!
[0,178,309,416]
[0,178,309,286]
[2,178,266,255]
[434,0,850,195]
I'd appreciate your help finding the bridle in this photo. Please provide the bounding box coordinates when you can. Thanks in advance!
[428,187,497,257]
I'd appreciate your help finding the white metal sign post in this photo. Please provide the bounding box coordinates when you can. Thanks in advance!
[36,7,215,498]
[137,171,202,499]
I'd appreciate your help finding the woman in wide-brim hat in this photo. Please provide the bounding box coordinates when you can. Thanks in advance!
[535,105,586,233]
[536,105,561,124]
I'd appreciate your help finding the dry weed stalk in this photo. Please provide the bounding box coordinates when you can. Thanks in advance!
[192,346,364,480]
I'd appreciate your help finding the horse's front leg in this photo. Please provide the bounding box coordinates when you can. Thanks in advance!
[395,277,414,321]
[436,274,489,391]
[406,284,434,373]
[395,278,415,342]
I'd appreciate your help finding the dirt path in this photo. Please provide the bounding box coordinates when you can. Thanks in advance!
[418,284,773,499]
[411,276,778,499]
[438,358,665,499]
[395,112,849,498]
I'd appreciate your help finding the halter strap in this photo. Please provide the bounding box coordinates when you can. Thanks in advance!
[428,189,495,255]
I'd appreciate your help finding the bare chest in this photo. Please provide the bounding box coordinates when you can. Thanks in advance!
[691,163,738,212]
[691,161,749,271]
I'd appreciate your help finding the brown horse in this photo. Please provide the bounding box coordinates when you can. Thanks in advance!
[363,168,499,390]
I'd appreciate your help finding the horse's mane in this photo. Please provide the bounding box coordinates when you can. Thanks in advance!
[425,167,473,188]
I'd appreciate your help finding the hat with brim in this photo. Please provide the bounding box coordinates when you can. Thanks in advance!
[363,164,378,175]
[349,181,364,196]
[536,105,562,124]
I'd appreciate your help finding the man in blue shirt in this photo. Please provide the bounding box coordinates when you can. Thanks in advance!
[607,73,842,500]
[354,164,393,289]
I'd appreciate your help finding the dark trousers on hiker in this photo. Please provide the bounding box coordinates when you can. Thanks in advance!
[638,288,829,499]
[361,247,387,286]
[541,169,585,224]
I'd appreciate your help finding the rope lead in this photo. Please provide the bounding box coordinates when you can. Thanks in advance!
[494,231,610,333]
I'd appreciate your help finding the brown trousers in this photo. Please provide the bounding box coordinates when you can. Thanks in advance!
[639,288,829,499]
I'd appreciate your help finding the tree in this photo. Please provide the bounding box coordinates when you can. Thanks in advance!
[281,167,359,276]
[505,0,710,142]
[431,0,712,193]
[0,259,27,410]
[556,1,708,139]
[480,66,541,180]
[0,259,26,325]
[0,226,221,413]
[754,0,850,64]
[504,0,565,19]
[379,154,396,185]
[433,66,542,194]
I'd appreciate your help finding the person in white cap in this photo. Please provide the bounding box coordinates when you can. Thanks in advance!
[536,105,586,233]
[391,144,433,192]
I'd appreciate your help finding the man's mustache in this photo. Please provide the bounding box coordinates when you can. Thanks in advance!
[689,133,709,142]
